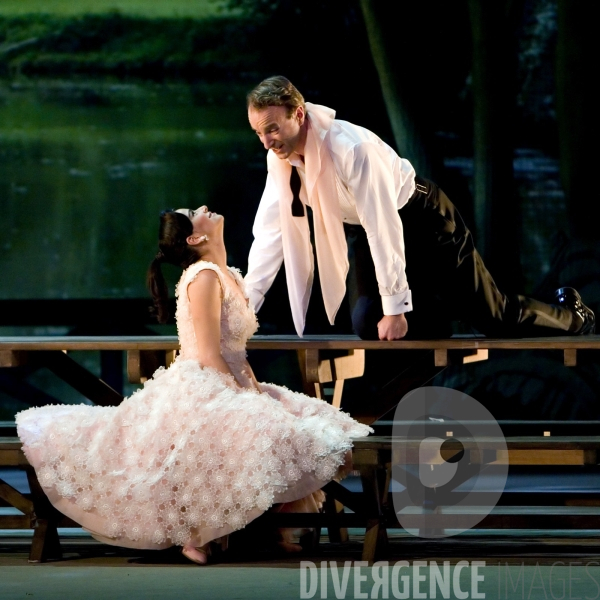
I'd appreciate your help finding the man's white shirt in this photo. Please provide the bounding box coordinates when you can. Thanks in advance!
[245,105,417,330]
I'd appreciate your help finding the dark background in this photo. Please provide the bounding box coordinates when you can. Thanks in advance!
[1,0,599,422]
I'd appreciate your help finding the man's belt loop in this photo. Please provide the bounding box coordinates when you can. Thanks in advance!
[415,176,428,195]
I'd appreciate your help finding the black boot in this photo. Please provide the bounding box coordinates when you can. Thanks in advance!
[555,287,596,335]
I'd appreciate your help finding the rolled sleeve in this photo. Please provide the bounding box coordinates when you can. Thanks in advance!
[348,142,413,316]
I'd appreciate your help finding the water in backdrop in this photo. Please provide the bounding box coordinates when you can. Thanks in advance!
[0,78,261,301]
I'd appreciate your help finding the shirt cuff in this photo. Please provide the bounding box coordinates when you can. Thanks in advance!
[381,290,413,315]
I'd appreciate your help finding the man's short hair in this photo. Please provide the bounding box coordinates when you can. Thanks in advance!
[246,76,305,118]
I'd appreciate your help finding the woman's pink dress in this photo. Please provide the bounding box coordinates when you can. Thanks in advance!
[16,261,371,549]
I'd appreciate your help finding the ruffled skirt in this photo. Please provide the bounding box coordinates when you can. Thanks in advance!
[16,358,371,549]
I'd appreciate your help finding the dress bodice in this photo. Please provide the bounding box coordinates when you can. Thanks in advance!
[175,261,258,364]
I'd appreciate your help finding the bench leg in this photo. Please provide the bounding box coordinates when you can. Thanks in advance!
[299,527,321,552]
[323,492,348,544]
[332,380,344,409]
[297,350,320,397]
[296,349,363,409]
[30,518,62,563]
[359,465,388,564]
[26,467,62,562]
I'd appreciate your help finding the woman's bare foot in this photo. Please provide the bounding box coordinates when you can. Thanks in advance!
[182,543,210,565]
[276,540,303,553]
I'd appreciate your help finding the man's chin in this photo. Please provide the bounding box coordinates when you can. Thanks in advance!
[271,148,290,160]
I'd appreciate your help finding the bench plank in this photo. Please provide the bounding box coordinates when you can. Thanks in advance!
[1,334,600,351]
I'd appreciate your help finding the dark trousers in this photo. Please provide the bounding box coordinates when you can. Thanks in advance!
[347,177,573,340]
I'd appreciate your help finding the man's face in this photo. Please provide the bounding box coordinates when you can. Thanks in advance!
[248,105,305,160]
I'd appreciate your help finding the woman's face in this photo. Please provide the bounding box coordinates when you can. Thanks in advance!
[175,205,224,239]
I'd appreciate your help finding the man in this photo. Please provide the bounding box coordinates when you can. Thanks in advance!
[244,76,595,340]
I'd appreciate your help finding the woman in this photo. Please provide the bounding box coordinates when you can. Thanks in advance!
[16,206,372,564]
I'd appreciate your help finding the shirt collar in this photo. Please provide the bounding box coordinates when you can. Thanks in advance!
[287,153,305,169]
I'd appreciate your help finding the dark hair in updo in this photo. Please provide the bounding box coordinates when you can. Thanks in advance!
[147,210,199,323]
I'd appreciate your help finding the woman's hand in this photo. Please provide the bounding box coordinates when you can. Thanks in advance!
[250,372,262,394]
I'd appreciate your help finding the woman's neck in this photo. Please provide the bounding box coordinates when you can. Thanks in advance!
[199,243,227,271]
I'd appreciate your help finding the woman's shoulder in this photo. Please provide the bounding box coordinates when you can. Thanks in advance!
[176,261,224,296]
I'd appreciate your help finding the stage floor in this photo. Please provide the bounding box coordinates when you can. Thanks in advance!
[3,530,600,600]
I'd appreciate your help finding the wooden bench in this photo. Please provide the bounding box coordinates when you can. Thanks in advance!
[0,434,400,563]
[348,435,600,562]
[0,437,80,562]
[5,434,600,563]
[0,431,400,563]
[2,334,600,562]
[2,334,600,424]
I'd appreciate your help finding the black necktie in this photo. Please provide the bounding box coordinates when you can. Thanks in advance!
[290,166,305,217]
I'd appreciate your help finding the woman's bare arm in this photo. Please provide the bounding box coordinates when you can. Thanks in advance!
[240,358,262,393]
[187,270,239,386]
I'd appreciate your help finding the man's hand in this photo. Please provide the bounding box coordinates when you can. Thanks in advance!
[377,314,408,340]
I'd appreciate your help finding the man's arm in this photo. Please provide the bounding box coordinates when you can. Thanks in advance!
[348,142,413,340]
[244,173,284,312]
[378,314,408,340]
